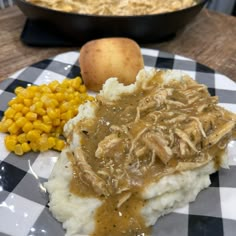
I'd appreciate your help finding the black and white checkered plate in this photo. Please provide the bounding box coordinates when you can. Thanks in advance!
[0,49,236,236]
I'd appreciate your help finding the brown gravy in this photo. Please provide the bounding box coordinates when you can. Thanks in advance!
[68,71,236,236]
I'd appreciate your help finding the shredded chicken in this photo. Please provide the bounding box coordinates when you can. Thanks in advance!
[117,192,132,208]
[143,132,173,164]
[138,88,173,112]
[204,120,235,147]
[175,128,198,153]
[68,148,109,196]
[67,71,236,199]
[95,134,123,159]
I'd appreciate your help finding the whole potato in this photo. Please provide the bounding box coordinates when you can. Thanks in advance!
[79,37,144,92]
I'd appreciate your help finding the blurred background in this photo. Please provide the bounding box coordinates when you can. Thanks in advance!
[0,0,236,15]
[207,0,236,15]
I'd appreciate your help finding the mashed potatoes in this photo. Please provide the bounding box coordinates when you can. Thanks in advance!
[45,69,235,236]
[45,146,225,235]
[45,148,226,235]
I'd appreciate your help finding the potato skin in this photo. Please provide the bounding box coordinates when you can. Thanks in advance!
[79,37,144,92]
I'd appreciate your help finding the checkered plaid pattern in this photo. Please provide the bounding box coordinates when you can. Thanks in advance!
[0,49,235,236]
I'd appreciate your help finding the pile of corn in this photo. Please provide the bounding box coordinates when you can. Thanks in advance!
[0,76,94,156]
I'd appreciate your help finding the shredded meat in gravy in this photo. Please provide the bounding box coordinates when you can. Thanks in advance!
[67,71,236,236]
[26,0,197,16]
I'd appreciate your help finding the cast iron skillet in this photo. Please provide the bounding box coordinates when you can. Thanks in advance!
[15,0,209,44]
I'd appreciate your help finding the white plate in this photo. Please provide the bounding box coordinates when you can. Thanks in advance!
[0,49,236,236]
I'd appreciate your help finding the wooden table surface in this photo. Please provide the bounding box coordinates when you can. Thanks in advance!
[0,5,236,82]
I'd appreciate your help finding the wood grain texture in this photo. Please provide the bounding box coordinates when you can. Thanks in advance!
[0,6,235,82]
[154,10,236,81]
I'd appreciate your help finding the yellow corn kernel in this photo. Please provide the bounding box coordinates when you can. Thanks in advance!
[51,130,60,138]
[17,133,27,143]
[35,107,46,116]
[76,76,82,82]
[49,80,60,92]
[27,85,39,93]
[54,139,65,151]
[5,135,17,151]
[0,119,13,132]
[22,107,30,115]
[35,101,43,109]
[41,85,52,93]
[65,93,74,101]
[14,86,24,95]
[51,98,59,108]
[44,98,58,108]
[38,135,49,152]
[62,79,70,88]
[14,144,24,156]
[14,112,22,121]
[79,84,86,93]
[22,142,31,153]
[4,107,16,119]
[15,117,27,128]
[13,97,24,105]
[52,118,60,127]
[28,90,36,98]
[60,102,70,113]
[0,122,5,132]
[8,123,20,134]
[54,86,63,93]
[47,108,59,120]
[32,96,40,103]
[11,103,24,112]
[29,104,36,112]
[66,87,75,94]
[71,77,82,90]
[8,98,17,106]
[54,126,62,135]
[22,121,33,133]
[60,120,66,128]
[55,92,64,102]
[33,120,42,130]
[40,94,50,105]
[21,90,35,99]
[81,93,91,101]
[72,109,77,117]
[26,130,41,142]
[60,112,67,121]
[66,110,74,121]
[72,92,80,101]
[25,112,37,121]
[14,112,23,121]
[30,142,38,152]
[23,98,32,107]
[47,137,56,149]
[42,124,52,133]
[42,115,52,124]
[37,122,51,133]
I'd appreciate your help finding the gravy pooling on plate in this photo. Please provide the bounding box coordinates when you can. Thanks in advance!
[26,0,198,16]
[64,70,236,235]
